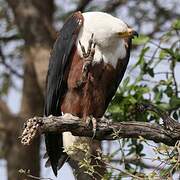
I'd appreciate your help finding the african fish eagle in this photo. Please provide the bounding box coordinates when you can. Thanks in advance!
[44,11,138,176]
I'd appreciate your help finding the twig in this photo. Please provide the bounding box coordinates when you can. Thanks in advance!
[19,169,53,180]
[137,103,180,131]
[103,0,127,13]
[104,161,144,180]
[0,45,23,78]
[75,0,92,12]
[0,34,21,42]
[171,58,178,97]
[111,157,157,169]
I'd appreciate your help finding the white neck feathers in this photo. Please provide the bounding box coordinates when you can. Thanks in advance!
[76,12,127,68]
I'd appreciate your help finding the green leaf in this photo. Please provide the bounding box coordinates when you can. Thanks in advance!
[163,48,174,57]
[148,172,158,179]
[132,35,150,45]
[169,97,180,109]
[0,73,11,96]
[172,19,180,30]
[159,49,169,60]
[128,96,137,104]
[140,47,150,63]
[122,76,130,88]
[131,46,150,70]
[154,89,163,102]
[175,51,180,62]
[164,86,173,97]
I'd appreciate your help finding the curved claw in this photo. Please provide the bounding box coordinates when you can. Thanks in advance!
[78,33,96,84]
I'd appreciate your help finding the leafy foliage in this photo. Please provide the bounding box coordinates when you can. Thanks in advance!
[105,20,180,179]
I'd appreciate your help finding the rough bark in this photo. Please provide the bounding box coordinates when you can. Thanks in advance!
[21,114,180,147]
[4,0,55,179]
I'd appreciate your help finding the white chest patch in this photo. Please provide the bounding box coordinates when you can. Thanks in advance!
[76,12,127,68]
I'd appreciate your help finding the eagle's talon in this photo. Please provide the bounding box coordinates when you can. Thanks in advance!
[86,33,94,56]
[79,40,87,57]
[79,34,96,81]
[80,34,96,61]
[82,60,91,72]
[84,116,97,138]
[81,60,92,81]
[82,62,88,72]
[85,116,91,127]
[79,45,97,82]
[76,79,85,88]
[88,43,96,61]
[163,117,175,131]
[91,117,97,139]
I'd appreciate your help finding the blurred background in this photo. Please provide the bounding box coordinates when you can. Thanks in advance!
[0,0,179,179]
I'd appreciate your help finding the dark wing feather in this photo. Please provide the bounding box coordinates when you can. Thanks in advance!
[44,12,83,176]
[105,38,132,108]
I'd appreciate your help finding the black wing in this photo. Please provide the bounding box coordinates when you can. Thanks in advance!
[44,12,83,176]
[105,38,132,108]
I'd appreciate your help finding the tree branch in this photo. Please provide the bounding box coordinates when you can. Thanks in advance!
[75,0,92,12]
[111,157,157,169]
[0,99,22,133]
[21,111,180,146]
[0,34,21,42]
[103,0,127,13]
[0,45,23,78]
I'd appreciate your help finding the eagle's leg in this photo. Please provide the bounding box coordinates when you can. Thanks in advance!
[79,33,94,58]
[91,117,97,138]
[85,116,97,138]
[77,34,96,87]
[82,42,96,80]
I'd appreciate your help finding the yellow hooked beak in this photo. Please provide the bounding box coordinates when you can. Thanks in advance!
[118,28,138,38]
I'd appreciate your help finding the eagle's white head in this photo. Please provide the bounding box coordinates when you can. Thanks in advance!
[77,12,137,68]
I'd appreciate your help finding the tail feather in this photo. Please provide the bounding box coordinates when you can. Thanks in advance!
[45,133,65,176]
[57,153,69,170]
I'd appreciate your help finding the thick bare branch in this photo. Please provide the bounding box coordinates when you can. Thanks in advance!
[21,113,180,147]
